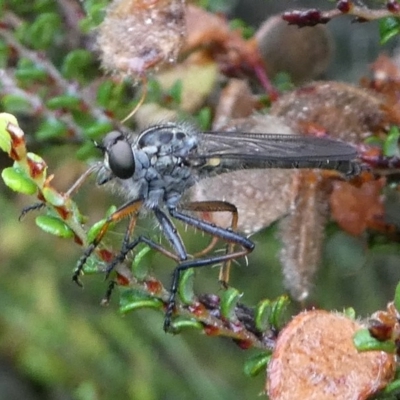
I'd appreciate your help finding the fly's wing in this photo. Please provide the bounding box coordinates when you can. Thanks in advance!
[189,132,360,176]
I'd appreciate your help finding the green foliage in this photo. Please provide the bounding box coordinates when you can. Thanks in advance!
[35,215,75,238]
[62,50,95,83]
[178,269,196,305]
[353,329,396,353]
[229,18,256,39]
[383,126,400,158]
[379,16,400,44]
[2,166,37,194]
[20,12,62,50]
[244,353,271,377]
[35,118,69,141]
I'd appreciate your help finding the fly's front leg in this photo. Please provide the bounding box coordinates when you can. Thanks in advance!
[104,206,189,329]
[72,198,144,286]
[102,232,184,305]
[182,201,240,287]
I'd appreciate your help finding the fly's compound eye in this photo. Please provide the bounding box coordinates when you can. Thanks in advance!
[103,131,135,179]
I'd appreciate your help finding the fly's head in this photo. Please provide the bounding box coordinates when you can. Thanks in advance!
[97,131,135,185]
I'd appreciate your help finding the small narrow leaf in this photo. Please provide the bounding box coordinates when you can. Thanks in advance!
[14,67,47,82]
[220,287,241,320]
[243,352,271,377]
[255,299,272,332]
[0,113,18,153]
[87,219,107,244]
[380,378,400,396]
[353,328,396,353]
[96,80,115,107]
[269,296,290,330]
[35,215,74,238]
[2,167,37,194]
[383,126,400,157]
[131,246,152,281]
[343,307,356,320]
[1,94,32,114]
[83,121,114,140]
[42,187,66,207]
[61,49,94,81]
[119,289,163,314]
[178,268,195,305]
[25,13,62,49]
[379,17,400,44]
[394,282,400,312]
[81,255,102,275]
[46,95,81,111]
[169,318,203,332]
[35,119,68,141]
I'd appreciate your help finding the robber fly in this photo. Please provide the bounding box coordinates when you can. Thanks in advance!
[73,122,360,330]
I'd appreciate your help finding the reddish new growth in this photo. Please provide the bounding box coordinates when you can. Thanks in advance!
[337,0,353,13]
[387,0,400,13]
[369,302,400,356]
[282,0,400,28]
[282,9,331,27]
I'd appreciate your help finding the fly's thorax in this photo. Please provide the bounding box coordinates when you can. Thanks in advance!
[137,122,198,158]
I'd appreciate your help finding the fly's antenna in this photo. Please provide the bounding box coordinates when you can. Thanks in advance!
[120,76,148,124]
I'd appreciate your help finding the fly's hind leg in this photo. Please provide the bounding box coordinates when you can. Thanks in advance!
[181,201,240,287]
[164,207,254,330]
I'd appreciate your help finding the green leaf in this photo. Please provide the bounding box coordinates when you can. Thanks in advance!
[394,282,400,312]
[195,107,212,131]
[146,79,163,103]
[42,187,65,207]
[343,307,356,319]
[168,79,183,104]
[255,299,272,332]
[81,255,102,275]
[35,119,68,141]
[2,167,37,194]
[383,126,400,157]
[220,287,241,320]
[131,246,152,281]
[79,1,108,31]
[243,352,271,377]
[178,268,195,305]
[0,39,10,69]
[82,121,114,140]
[268,296,290,330]
[14,66,47,82]
[169,318,203,332]
[0,113,18,154]
[46,95,81,111]
[96,80,116,108]
[75,141,98,160]
[35,215,74,238]
[379,377,400,397]
[62,50,94,82]
[379,17,400,44]
[87,219,107,244]
[353,328,396,353]
[229,18,255,39]
[1,94,32,114]
[119,289,163,314]
[24,13,62,49]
